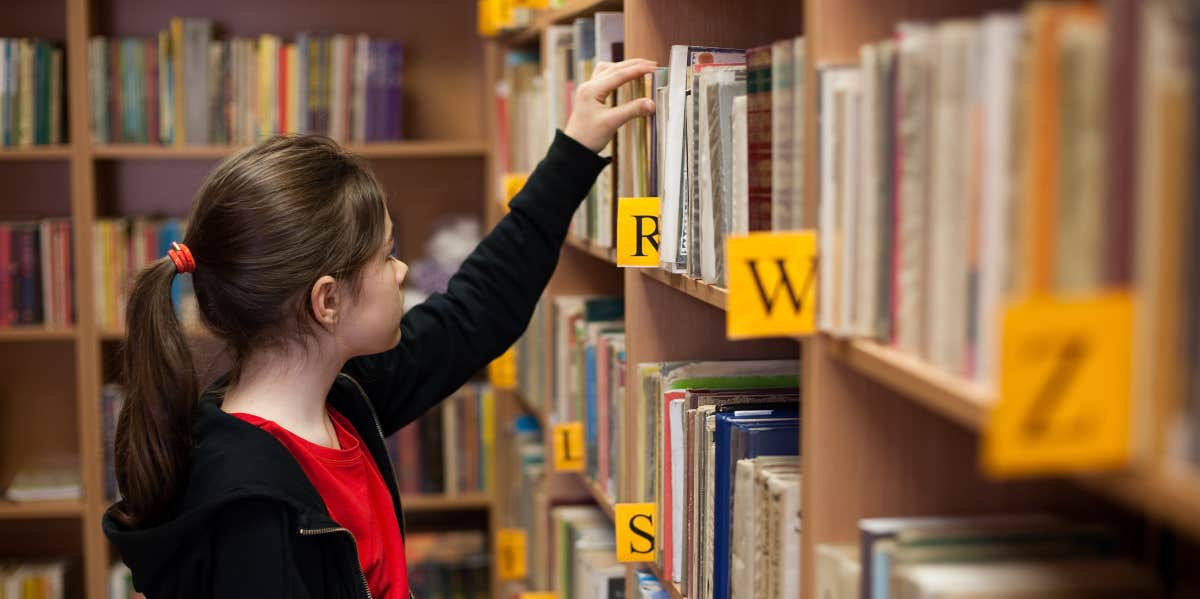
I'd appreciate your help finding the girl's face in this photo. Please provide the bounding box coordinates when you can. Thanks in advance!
[340,212,408,356]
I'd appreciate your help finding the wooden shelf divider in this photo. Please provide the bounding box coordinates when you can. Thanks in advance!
[639,268,728,311]
[91,139,489,160]
[0,327,77,342]
[399,493,493,512]
[0,500,86,520]
[0,145,74,160]
[498,0,623,45]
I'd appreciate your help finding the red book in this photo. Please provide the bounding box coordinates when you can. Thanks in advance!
[109,42,122,144]
[0,224,11,326]
[279,44,288,134]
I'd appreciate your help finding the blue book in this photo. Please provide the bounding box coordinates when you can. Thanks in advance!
[712,409,799,599]
[157,219,188,315]
[584,341,597,476]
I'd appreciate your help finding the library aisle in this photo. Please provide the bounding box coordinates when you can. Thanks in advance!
[0,0,1198,598]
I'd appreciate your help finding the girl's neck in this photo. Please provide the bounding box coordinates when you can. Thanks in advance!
[220,340,345,447]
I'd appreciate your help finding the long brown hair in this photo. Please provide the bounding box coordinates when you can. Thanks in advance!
[114,135,388,527]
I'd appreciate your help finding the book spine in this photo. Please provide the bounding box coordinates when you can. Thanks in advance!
[386,42,404,140]
[278,42,288,134]
[49,47,61,144]
[296,34,308,134]
[746,45,773,231]
[0,224,10,326]
[145,38,158,144]
[18,39,34,146]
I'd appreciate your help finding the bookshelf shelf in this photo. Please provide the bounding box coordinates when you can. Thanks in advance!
[400,493,493,512]
[498,0,623,45]
[646,563,685,599]
[577,473,615,522]
[0,500,85,520]
[91,140,490,160]
[565,234,617,264]
[826,336,992,431]
[639,268,728,311]
[0,327,76,341]
[0,145,74,160]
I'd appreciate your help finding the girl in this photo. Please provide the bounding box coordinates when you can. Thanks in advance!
[104,58,658,599]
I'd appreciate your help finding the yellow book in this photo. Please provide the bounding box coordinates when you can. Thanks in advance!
[170,18,184,145]
[258,35,278,140]
[286,43,299,134]
[481,387,495,493]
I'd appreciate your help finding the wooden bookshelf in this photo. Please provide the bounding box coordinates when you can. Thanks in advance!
[91,139,490,160]
[566,234,617,264]
[499,0,623,45]
[576,473,615,523]
[0,500,85,520]
[0,145,74,160]
[401,493,494,512]
[0,1,499,596]
[513,390,549,430]
[639,268,728,311]
[646,563,685,599]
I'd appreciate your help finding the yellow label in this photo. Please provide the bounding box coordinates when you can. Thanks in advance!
[552,422,585,471]
[502,173,528,213]
[615,503,656,562]
[616,197,661,267]
[488,346,517,390]
[984,291,1134,476]
[496,528,528,580]
[725,231,819,338]
[518,594,557,599]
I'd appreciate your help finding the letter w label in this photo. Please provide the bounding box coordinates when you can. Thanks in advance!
[726,231,818,339]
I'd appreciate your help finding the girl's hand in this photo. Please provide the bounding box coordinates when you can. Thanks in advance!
[563,58,658,153]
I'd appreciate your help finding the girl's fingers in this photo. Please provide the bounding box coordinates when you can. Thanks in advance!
[586,60,657,99]
[602,97,656,128]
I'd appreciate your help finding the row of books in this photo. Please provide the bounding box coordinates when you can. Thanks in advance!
[816,514,1162,598]
[634,361,799,599]
[811,0,1200,468]
[1,561,67,599]
[89,20,405,146]
[0,220,73,328]
[386,383,496,496]
[93,218,196,331]
[406,531,491,599]
[0,39,64,147]
[496,25,807,281]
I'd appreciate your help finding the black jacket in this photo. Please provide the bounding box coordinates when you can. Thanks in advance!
[103,131,609,599]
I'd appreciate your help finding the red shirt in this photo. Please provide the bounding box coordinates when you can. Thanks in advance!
[232,407,409,599]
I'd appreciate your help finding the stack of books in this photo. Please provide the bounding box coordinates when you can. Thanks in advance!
[386,383,496,496]
[92,217,195,332]
[817,514,1162,598]
[0,561,67,599]
[406,531,490,599]
[89,19,405,146]
[496,24,807,285]
[0,220,73,328]
[0,38,64,147]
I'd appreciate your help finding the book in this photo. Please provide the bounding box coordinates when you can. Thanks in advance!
[4,461,81,501]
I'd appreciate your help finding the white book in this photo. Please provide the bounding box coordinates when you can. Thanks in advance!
[927,22,976,375]
[894,23,935,358]
[698,72,718,283]
[837,71,863,336]
[771,39,795,231]
[731,94,750,236]
[790,37,807,230]
[856,44,882,339]
[766,472,801,599]
[729,459,756,599]
[816,544,860,599]
[542,25,574,146]
[593,11,624,63]
[669,398,686,582]
[977,14,1022,387]
[329,36,347,141]
[893,560,1160,598]
[817,65,857,332]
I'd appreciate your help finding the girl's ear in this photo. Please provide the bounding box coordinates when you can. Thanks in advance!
[310,275,340,328]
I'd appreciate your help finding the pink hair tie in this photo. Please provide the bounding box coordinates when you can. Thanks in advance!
[167,242,195,274]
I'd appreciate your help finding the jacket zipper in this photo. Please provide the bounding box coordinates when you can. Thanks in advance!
[337,373,408,537]
[298,526,373,599]
[337,374,416,599]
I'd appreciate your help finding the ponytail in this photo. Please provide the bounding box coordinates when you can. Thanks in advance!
[113,257,199,527]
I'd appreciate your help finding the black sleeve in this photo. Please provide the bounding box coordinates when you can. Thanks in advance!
[210,500,306,599]
[342,130,610,435]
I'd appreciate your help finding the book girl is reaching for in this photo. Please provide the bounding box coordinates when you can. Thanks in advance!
[104,58,657,599]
